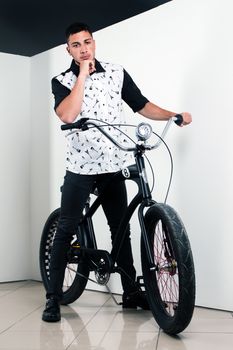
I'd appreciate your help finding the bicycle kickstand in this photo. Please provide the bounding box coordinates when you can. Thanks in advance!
[105,284,122,306]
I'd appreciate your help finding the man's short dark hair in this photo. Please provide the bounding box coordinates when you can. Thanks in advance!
[65,22,93,41]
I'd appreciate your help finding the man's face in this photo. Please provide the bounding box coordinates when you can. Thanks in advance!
[66,30,96,64]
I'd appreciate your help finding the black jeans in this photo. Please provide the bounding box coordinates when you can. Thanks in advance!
[47,171,136,300]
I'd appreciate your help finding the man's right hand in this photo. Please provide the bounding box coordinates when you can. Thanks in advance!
[79,60,96,77]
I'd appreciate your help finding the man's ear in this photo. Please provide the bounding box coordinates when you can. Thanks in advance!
[66,46,71,55]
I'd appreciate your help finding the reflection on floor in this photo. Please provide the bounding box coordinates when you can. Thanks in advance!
[0,280,232,349]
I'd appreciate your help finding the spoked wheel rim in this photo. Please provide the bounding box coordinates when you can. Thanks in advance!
[153,220,179,317]
[143,203,195,334]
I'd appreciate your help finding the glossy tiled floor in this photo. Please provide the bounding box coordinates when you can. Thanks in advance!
[0,281,233,349]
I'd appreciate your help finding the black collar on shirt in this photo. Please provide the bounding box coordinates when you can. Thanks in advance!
[70,59,105,76]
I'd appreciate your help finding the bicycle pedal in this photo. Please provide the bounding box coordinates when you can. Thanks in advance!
[67,244,82,263]
[136,276,145,288]
[72,244,81,249]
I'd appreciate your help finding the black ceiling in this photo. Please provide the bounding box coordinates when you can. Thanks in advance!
[0,0,171,57]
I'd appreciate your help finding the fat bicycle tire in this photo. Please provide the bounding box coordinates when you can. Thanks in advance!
[39,208,90,305]
[141,203,195,334]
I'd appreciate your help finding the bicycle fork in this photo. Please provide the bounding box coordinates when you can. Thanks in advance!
[135,148,157,271]
[138,203,157,271]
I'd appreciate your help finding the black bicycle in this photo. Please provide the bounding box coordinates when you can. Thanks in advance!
[39,116,195,335]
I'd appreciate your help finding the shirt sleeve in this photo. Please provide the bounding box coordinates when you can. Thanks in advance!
[122,69,149,112]
[51,77,71,110]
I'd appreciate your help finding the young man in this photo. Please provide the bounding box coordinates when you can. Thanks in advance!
[42,22,192,322]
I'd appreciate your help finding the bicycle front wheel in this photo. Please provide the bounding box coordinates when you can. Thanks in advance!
[39,208,90,305]
[141,203,195,335]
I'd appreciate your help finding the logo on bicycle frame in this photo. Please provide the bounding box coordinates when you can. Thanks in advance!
[122,167,130,178]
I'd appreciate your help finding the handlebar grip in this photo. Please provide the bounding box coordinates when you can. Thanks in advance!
[61,123,77,130]
[60,118,89,131]
[174,114,183,126]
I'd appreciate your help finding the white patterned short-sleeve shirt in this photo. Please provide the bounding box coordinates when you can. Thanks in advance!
[52,60,149,175]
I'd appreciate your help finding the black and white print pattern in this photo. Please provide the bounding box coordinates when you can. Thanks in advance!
[56,62,134,174]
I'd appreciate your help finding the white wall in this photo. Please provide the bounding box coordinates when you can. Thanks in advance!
[35,0,233,310]
[1,0,233,311]
[0,53,31,281]
[29,51,53,280]
[93,0,233,310]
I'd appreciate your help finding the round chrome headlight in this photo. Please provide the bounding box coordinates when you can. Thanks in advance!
[135,123,152,141]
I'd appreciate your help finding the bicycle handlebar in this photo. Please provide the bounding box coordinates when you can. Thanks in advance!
[60,114,183,152]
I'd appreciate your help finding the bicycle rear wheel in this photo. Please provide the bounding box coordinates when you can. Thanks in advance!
[39,208,90,305]
[141,203,195,335]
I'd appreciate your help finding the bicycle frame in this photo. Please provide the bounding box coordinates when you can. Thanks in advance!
[62,117,181,275]
[78,152,157,276]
